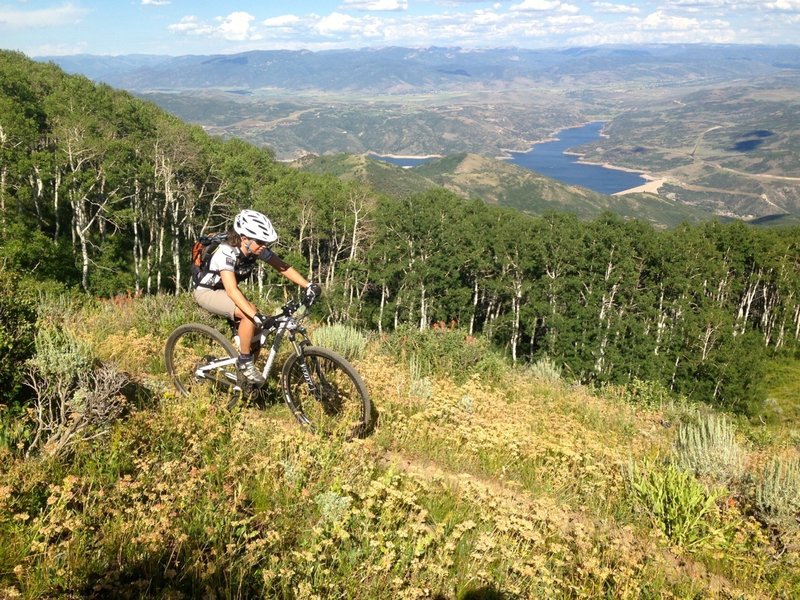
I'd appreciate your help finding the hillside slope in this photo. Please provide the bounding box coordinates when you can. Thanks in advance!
[294,153,438,199]
[1,295,799,598]
[298,152,715,227]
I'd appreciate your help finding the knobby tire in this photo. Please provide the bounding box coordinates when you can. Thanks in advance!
[164,323,242,408]
[281,346,372,440]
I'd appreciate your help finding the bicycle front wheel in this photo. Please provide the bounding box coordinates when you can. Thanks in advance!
[281,346,372,439]
[164,323,241,406]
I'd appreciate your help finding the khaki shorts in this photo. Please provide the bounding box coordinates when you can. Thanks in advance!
[194,287,236,320]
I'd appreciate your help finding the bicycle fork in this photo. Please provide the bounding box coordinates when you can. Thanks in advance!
[268,323,317,395]
[290,336,318,394]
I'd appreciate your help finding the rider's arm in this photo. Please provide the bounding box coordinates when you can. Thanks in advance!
[220,270,259,320]
[265,253,311,289]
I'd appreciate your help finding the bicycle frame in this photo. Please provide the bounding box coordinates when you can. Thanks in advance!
[261,319,320,398]
[194,300,312,389]
[195,355,238,383]
[258,307,309,381]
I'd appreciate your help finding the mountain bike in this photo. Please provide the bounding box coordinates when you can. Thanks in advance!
[164,297,372,439]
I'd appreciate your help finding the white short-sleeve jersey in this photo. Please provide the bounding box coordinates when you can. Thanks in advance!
[195,243,272,290]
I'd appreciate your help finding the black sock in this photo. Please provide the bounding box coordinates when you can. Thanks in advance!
[238,353,253,363]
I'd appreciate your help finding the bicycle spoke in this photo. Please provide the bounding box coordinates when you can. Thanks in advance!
[282,347,371,440]
[165,324,240,405]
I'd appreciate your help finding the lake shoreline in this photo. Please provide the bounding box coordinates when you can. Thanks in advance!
[612,175,666,195]
[370,121,663,195]
[563,150,663,195]
[501,121,652,195]
[368,152,444,160]
[496,120,602,158]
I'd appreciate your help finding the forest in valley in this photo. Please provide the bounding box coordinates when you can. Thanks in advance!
[2,50,799,415]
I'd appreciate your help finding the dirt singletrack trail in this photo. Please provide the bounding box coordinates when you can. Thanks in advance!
[239,393,739,597]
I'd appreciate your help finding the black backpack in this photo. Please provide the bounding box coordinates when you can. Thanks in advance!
[190,232,228,280]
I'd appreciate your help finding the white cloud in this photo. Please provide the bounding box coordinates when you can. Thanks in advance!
[591,2,640,14]
[30,41,89,56]
[168,16,214,36]
[0,2,89,29]
[547,14,594,28]
[263,15,302,27]
[472,9,503,25]
[666,0,727,7]
[766,0,800,9]
[640,10,699,30]
[570,17,737,45]
[314,12,361,35]
[511,0,577,12]
[163,1,796,52]
[340,0,409,10]
[217,11,258,41]
[511,0,561,12]
[141,0,171,6]
[310,12,392,38]
[512,0,558,9]
[565,6,737,45]
[168,12,261,41]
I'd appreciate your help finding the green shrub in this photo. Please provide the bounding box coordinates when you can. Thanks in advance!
[133,293,208,337]
[314,490,353,524]
[380,325,506,384]
[755,456,800,533]
[673,414,745,486]
[626,459,727,551]
[30,326,94,380]
[88,292,206,340]
[0,221,80,286]
[760,357,800,426]
[0,266,37,402]
[25,326,129,457]
[526,356,562,383]
[0,402,30,453]
[627,378,678,408]
[312,323,367,361]
[408,354,433,400]
[35,289,95,329]
[472,351,508,383]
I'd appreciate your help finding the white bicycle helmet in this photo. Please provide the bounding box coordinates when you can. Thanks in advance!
[233,209,278,244]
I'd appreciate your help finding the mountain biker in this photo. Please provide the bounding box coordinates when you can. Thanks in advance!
[193,209,321,385]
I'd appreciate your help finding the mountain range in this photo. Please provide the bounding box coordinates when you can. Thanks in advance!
[43,45,800,92]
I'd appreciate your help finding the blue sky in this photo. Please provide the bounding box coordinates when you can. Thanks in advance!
[1,1,799,56]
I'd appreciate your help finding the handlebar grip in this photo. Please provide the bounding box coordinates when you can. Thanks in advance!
[281,299,302,316]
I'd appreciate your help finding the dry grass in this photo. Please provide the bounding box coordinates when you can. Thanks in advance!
[1,296,798,599]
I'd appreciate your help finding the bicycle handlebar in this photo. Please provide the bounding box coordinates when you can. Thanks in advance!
[274,295,312,320]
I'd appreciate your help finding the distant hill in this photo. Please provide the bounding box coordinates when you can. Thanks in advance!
[297,152,715,227]
[38,45,800,219]
[40,45,800,92]
[295,153,437,199]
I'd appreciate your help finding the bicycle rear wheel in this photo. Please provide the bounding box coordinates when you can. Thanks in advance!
[281,346,372,439]
[164,323,242,407]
